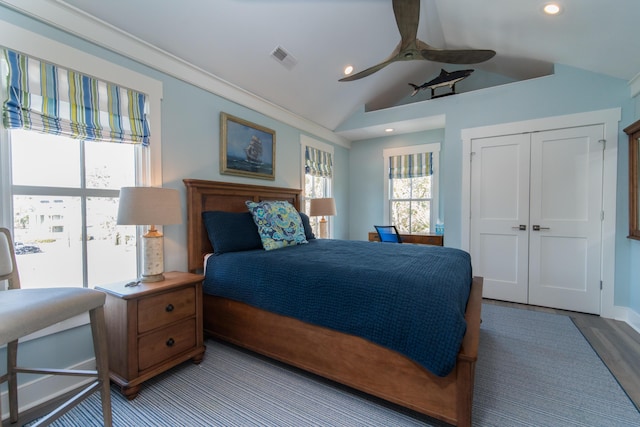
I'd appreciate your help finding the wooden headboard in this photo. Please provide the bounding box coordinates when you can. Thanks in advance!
[183,179,302,273]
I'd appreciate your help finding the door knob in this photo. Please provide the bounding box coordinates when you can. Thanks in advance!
[512,225,527,231]
[532,225,550,231]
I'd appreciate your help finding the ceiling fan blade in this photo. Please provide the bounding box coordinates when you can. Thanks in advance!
[393,0,420,46]
[339,58,397,82]
[421,48,496,64]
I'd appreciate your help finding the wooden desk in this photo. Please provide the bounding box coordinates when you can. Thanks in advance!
[368,232,443,246]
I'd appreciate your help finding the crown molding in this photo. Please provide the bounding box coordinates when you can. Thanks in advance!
[0,0,350,148]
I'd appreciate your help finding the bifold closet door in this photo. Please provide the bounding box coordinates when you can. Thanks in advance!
[470,133,530,304]
[527,125,603,314]
[470,125,603,314]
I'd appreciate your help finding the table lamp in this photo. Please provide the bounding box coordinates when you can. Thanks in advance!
[309,197,336,239]
[117,187,182,282]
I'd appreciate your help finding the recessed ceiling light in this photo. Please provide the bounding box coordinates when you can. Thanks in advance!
[543,3,561,15]
[385,128,394,133]
[344,65,354,75]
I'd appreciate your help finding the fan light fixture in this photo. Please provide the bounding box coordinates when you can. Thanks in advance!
[543,3,561,15]
[344,65,354,75]
[385,128,395,133]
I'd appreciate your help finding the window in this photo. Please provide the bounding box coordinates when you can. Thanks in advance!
[9,129,138,288]
[301,136,334,237]
[383,143,440,234]
[1,42,162,289]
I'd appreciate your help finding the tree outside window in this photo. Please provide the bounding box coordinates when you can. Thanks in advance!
[390,175,432,233]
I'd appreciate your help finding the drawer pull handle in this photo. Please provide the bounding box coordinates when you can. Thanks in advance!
[166,338,175,347]
[165,304,174,312]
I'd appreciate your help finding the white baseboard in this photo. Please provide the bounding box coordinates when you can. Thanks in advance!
[625,306,640,335]
[1,358,95,421]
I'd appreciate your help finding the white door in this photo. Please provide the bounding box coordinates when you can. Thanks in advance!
[470,133,530,303]
[528,126,604,314]
[470,125,604,314]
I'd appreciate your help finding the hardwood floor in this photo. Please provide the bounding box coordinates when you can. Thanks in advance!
[485,299,640,410]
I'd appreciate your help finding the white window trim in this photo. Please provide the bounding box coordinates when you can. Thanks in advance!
[300,134,335,236]
[300,135,335,188]
[0,21,163,340]
[382,143,440,230]
[300,134,335,199]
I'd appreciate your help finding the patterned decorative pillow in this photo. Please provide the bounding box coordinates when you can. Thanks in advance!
[245,200,308,251]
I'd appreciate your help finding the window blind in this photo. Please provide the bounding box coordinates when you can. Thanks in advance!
[2,49,150,145]
[305,145,332,178]
[388,152,432,179]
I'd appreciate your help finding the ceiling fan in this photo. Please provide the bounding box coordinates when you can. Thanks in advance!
[339,0,496,82]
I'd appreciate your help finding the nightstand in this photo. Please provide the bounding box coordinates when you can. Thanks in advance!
[96,271,205,399]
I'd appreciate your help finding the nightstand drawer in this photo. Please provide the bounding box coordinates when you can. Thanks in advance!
[138,318,196,370]
[138,287,195,333]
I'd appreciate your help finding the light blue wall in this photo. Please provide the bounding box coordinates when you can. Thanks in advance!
[344,64,638,313]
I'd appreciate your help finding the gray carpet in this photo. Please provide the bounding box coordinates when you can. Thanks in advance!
[41,304,640,426]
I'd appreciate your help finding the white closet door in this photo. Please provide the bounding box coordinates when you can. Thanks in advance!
[528,125,603,314]
[470,133,530,303]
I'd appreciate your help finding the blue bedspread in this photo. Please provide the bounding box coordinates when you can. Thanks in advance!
[204,239,473,377]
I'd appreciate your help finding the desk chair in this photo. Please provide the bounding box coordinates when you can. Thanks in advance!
[374,225,403,243]
[0,227,112,426]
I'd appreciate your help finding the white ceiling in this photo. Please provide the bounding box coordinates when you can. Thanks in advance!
[25,0,640,140]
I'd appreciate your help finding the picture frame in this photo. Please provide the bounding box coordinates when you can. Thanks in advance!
[220,112,276,180]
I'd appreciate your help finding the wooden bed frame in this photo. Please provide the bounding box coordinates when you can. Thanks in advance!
[184,179,483,426]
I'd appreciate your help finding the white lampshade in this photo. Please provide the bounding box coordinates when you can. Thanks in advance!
[309,198,336,239]
[309,197,336,217]
[117,187,182,283]
[117,187,182,227]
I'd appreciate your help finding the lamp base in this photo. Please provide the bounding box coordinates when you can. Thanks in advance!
[142,233,165,282]
[139,273,165,283]
[318,217,328,239]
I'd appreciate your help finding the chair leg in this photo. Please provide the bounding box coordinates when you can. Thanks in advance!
[7,340,18,424]
[89,306,112,427]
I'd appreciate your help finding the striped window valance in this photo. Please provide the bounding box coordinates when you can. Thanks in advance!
[2,49,150,145]
[305,146,333,178]
[389,152,433,179]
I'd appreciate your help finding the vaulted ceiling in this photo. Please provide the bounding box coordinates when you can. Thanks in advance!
[14,0,640,140]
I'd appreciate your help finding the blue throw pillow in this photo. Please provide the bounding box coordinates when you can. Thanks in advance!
[202,211,263,254]
[298,212,316,240]
[245,200,308,250]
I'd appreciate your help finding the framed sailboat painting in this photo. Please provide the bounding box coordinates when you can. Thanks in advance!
[220,112,276,180]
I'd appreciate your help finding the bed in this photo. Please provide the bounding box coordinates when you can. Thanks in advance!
[184,179,483,426]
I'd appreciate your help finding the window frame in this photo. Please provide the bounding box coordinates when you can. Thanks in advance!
[8,132,142,288]
[300,135,334,237]
[383,143,440,233]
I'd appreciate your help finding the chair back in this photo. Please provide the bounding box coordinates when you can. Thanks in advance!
[374,225,403,243]
[0,227,21,290]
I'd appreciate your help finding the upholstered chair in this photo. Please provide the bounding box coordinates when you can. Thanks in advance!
[0,227,112,426]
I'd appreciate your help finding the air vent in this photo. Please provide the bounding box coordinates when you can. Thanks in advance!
[271,46,297,70]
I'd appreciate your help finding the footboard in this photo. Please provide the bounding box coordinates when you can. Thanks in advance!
[204,276,482,426]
